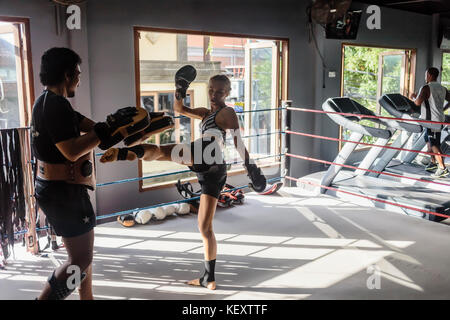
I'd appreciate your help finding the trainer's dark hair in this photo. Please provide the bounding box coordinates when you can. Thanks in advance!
[427,67,439,80]
[209,74,231,91]
[39,47,82,86]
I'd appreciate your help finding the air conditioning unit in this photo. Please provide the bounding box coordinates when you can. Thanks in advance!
[438,27,450,50]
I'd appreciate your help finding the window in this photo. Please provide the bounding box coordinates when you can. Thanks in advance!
[340,44,416,149]
[0,18,34,129]
[442,52,450,90]
[134,28,288,190]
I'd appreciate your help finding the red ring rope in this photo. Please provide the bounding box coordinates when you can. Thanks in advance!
[286,130,450,159]
[285,176,450,219]
[285,153,450,188]
[287,107,450,127]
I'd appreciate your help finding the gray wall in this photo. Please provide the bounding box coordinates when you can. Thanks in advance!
[86,0,313,216]
[1,0,447,217]
[301,3,434,174]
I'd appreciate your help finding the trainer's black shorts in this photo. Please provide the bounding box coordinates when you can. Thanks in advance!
[34,179,96,238]
[424,128,441,147]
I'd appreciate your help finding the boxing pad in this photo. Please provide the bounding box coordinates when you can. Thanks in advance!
[175,65,197,100]
[124,112,174,147]
[244,163,267,193]
[95,107,151,150]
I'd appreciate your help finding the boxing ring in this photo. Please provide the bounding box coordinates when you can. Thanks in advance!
[4,97,450,300]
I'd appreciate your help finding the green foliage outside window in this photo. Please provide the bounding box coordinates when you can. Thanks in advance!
[342,46,404,147]
[442,53,450,90]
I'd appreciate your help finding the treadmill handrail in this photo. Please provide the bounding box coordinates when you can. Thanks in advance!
[323,98,392,139]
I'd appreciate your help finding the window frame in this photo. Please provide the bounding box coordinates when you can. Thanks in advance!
[0,16,35,128]
[133,26,289,192]
[339,43,417,152]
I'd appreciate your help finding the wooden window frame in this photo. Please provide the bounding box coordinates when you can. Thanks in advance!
[339,43,417,152]
[0,17,35,127]
[133,26,289,192]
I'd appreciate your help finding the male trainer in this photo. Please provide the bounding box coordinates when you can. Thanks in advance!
[410,67,450,178]
[31,47,159,299]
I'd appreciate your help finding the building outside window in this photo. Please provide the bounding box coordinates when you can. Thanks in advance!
[136,29,288,190]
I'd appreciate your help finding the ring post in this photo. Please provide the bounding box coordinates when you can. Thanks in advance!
[281,100,291,186]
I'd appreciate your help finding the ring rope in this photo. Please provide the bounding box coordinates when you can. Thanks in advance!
[286,153,450,188]
[172,107,286,119]
[285,176,450,219]
[95,131,285,157]
[286,130,450,159]
[95,177,282,221]
[11,177,282,237]
[287,107,450,127]
[96,153,283,187]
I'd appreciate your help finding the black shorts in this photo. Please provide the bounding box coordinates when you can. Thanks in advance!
[186,138,227,198]
[194,164,227,199]
[34,179,96,238]
[424,129,441,147]
[188,137,225,173]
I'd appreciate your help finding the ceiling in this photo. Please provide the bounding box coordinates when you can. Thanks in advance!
[356,0,450,18]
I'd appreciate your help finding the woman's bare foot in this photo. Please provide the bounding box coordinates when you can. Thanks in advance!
[186,278,216,290]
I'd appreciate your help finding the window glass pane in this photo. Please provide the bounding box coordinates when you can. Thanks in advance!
[158,93,174,115]
[381,55,402,96]
[443,52,450,90]
[0,29,20,128]
[138,31,283,189]
[342,46,410,148]
[141,95,154,113]
[249,46,274,157]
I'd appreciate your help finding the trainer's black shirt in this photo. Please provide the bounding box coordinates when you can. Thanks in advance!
[31,90,85,163]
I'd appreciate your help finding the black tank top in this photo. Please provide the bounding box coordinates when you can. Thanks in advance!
[201,107,227,142]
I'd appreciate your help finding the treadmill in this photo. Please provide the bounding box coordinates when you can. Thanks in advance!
[370,93,450,192]
[296,97,450,222]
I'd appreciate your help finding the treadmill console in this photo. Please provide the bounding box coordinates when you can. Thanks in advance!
[380,94,416,115]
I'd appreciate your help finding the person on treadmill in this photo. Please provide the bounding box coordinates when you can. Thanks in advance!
[410,67,450,178]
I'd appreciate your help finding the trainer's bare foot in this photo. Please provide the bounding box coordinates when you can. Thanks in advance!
[186,278,216,290]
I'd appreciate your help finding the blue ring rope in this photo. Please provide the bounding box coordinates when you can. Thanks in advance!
[12,176,282,235]
[172,107,285,119]
[96,176,282,221]
[11,226,50,237]
[96,153,284,187]
[95,131,285,157]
